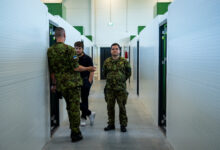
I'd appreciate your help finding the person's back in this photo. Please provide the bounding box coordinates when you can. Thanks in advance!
[47,42,82,92]
[47,27,96,142]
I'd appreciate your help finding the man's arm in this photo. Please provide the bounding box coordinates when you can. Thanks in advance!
[74,65,96,72]
[50,73,56,84]
[125,61,131,80]
[102,61,107,78]
[89,71,94,83]
[88,56,94,83]
[70,47,96,72]
[48,49,57,92]
[50,73,56,92]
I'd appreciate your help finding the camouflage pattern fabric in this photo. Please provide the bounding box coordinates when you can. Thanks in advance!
[62,87,81,134]
[103,57,131,127]
[105,89,128,126]
[103,57,131,91]
[47,42,82,91]
[47,42,82,134]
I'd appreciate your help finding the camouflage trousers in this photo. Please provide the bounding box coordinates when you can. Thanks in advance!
[61,87,81,134]
[105,89,128,127]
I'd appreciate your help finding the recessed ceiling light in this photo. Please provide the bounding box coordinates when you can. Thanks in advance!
[108,22,113,26]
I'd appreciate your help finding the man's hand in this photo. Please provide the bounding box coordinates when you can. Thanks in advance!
[51,85,56,93]
[89,78,93,83]
[74,65,96,72]
[89,70,94,84]
[88,66,96,72]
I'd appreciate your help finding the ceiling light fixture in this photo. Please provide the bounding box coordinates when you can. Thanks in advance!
[108,0,113,26]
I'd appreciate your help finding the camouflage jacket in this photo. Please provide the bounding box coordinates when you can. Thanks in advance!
[47,42,82,91]
[103,57,131,91]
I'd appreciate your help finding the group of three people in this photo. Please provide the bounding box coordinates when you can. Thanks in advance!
[47,27,131,142]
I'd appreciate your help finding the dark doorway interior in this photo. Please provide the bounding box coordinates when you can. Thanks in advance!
[137,41,140,96]
[100,47,111,80]
[49,23,60,136]
[91,46,93,60]
[158,23,167,133]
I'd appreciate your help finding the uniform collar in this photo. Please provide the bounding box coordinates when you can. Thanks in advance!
[111,56,121,61]
[56,42,63,44]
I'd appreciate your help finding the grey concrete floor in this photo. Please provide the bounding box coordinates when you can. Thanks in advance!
[43,81,172,150]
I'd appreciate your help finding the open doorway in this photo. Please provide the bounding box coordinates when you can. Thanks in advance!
[49,23,60,136]
[158,23,167,133]
[100,47,111,80]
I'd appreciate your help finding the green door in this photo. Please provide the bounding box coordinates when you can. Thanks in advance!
[158,23,167,133]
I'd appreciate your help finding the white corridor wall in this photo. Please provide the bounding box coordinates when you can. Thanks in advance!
[139,14,167,124]
[0,0,50,150]
[129,37,138,91]
[167,0,220,150]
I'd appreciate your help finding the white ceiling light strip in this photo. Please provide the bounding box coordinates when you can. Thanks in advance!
[108,0,113,26]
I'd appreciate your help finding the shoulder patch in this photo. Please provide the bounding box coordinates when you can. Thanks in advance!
[73,55,78,59]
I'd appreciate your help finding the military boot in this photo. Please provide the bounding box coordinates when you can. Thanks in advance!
[71,131,83,142]
[120,126,127,132]
[104,125,115,131]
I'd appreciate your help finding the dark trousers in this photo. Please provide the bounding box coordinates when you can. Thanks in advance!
[80,78,92,119]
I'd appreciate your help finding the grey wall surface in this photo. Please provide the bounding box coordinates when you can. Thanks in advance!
[139,15,167,124]
[130,38,138,90]
[0,0,50,150]
[82,36,93,57]
[63,0,91,35]
[84,47,91,57]
[167,0,220,150]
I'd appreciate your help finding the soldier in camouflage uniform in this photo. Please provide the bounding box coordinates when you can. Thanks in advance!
[47,27,96,142]
[103,43,131,132]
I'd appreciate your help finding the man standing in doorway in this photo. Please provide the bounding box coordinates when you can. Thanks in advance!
[74,41,96,126]
[103,43,131,132]
[47,27,96,142]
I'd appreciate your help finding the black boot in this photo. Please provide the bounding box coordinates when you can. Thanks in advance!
[71,131,83,142]
[120,126,127,132]
[104,125,115,131]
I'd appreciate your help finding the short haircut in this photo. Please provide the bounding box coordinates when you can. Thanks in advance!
[55,27,65,38]
[74,41,84,49]
[111,43,121,50]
